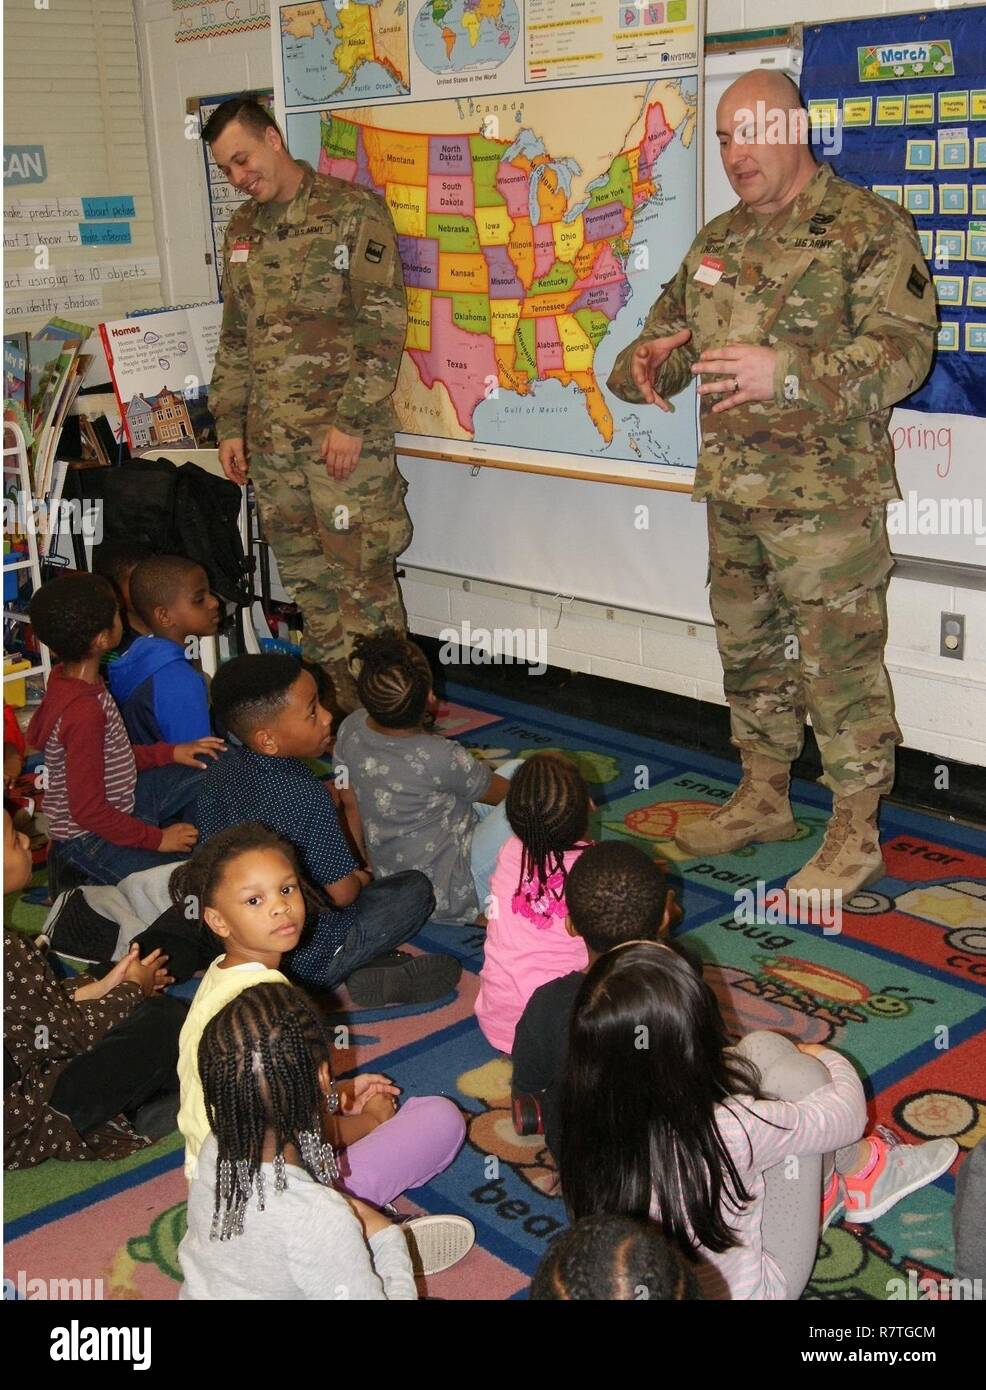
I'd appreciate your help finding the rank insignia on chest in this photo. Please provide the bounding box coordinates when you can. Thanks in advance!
[229,241,251,263]
[365,240,385,263]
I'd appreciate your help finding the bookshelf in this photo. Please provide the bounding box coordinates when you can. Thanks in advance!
[3,422,51,697]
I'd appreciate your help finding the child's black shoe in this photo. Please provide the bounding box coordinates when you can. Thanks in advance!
[347,950,461,1006]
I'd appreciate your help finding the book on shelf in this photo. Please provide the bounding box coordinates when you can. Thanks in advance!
[98,302,222,456]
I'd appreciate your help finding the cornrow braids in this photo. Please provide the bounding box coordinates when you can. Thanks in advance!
[169,822,324,945]
[530,1215,701,1300]
[505,752,591,901]
[198,983,337,1240]
[349,629,432,729]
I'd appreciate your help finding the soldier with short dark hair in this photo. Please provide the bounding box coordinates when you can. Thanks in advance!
[204,99,411,712]
[608,71,939,897]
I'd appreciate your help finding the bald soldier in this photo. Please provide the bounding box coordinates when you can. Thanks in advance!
[204,99,411,710]
[608,72,938,897]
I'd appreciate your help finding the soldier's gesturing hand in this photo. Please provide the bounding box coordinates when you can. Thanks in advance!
[629,328,692,411]
[219,438,249,486]
[692,344,778,413]
[322,425,362,482]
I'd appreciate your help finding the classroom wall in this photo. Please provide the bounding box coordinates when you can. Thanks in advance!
[3,0,164,334]
[130,0,986,770]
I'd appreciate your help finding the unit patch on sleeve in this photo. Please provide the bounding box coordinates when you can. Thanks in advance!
[907,265,929,298]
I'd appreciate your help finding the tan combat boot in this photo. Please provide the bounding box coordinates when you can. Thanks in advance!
[673,752,799,856]
[786,789,885,897]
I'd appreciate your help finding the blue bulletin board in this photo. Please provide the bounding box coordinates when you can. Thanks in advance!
[800,6,986,418]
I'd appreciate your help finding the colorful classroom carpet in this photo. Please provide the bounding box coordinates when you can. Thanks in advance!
[4,682,985,1301]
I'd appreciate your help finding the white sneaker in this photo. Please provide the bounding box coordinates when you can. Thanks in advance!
[844,1127,959,1223]
[403,1215,475,1276]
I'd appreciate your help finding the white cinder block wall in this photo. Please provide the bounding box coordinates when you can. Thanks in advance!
[400,563,986,769]
[132,0,986,769]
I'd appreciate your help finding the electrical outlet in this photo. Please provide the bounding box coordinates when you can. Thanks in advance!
[940,612,965,659]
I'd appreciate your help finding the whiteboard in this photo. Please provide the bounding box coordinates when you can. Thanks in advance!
[400,451,712,623]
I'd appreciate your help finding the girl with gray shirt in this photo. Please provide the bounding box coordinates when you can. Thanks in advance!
[335,632,519,924]
[178,983,472,1299]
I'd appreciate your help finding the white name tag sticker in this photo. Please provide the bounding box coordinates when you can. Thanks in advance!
[229,241,251,263]
[693,256,725,286]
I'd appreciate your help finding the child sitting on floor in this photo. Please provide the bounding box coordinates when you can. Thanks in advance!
[557,942,960,1300]
[178,982,474,1298]
[475,752,594,1053]
[3,702,34,831]
[3,808,185,1168]
[335,631,517,924]
[91,540,153,656]
[109,555,221,745]
[531,1215,702,1300]
[173,825,467,1200]
[27,574,224,886]
[196,655,458,1005]
[511,841,683,1156]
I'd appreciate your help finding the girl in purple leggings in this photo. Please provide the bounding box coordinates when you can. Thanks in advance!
[179,982,473,1299]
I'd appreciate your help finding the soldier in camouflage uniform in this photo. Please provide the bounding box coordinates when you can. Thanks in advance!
[203,99,411,710]
[608,72,938,896]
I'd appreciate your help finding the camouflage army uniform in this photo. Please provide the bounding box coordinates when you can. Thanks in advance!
[210,161,411,702]
[608,163,938,795]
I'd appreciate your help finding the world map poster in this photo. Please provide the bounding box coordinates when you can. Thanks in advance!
[275,0,701,109]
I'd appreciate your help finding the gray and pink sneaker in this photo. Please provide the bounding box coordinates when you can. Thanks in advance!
[843,1126,959,1224]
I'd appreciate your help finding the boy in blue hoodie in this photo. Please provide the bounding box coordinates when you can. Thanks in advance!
[110,556,221,745]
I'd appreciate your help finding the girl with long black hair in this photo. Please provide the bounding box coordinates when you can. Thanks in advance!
[558,942,958,1299]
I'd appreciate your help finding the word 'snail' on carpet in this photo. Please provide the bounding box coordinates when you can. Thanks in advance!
[4,684,984,1300]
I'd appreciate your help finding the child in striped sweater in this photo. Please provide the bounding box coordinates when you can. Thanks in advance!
[27,573,223,886]
[557,942,959,1300]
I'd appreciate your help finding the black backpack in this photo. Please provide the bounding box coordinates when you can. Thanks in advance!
[69,457,253,607]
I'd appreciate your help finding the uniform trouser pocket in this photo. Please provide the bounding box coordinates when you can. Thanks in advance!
[251,446,412,666]
[707,504,899,794]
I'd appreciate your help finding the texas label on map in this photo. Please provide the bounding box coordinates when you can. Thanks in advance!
[302,79,699,471]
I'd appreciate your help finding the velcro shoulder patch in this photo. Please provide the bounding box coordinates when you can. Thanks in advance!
[907,265,928,298]
[883,248,939,330]
[353,212,398,285]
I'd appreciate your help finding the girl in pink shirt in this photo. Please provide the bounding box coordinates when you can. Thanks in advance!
[558,943,959,1300]
[475,753,592,1053]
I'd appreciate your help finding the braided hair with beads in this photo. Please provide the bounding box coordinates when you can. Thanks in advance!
[168,822,325,950]
[505,751,591,904]
[349,629,433,729]
[197,982,339,1240]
